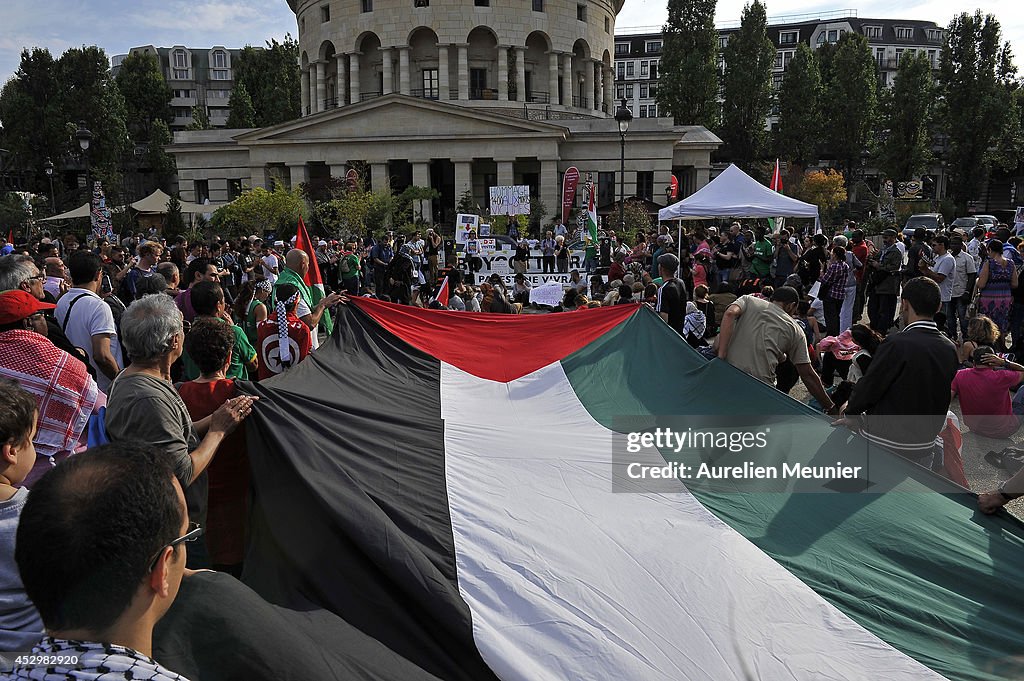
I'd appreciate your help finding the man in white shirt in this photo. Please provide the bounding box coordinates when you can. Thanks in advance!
[947,235,978,341]
[42,257,66,301]
[967,226,985,269]
[554,222,567,238]
[54,251,122,394]
[261,244,281,283]
[918,234,956,337]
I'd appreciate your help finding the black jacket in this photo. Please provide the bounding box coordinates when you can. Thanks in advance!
[845,321,957,456]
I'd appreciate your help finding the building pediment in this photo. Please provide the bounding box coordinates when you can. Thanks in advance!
[234,95,569,144]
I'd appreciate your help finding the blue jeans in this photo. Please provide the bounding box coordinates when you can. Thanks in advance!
[718,268,731,284]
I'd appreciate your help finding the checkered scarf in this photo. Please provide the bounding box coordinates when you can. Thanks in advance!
[277,291,300,365]
[7,637,189,680]
[0,330,98,464]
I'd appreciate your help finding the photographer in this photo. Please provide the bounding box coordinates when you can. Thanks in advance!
[866,229,903,335]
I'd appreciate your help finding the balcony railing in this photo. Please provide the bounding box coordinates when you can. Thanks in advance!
[411,88,440,100]
[470,88,499,100]
[359,91,382,101]
[323,97,339,110]
[573,96,590,108]
[526,90,550,103]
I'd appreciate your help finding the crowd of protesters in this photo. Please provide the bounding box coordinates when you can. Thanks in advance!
[0,215,1023,678]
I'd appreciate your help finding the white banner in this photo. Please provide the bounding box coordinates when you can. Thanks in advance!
[530,282,565,307]
[489,185,531,216]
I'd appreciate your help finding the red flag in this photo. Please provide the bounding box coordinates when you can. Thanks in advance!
[5,230,11,244]
[294,216,321,288]
[669,175,679,201]
[561,167,580,226]
[435,276,450,307]
[770,160,783,193]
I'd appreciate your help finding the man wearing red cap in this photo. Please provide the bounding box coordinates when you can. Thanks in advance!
[0,290,100,486]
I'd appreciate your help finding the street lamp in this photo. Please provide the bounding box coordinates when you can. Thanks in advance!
[43,158,55,215]
[614,99,632,232]
[75,121,92,205]
[664,185,673,206]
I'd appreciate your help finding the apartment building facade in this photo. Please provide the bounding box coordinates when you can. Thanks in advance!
[111,45,252,131]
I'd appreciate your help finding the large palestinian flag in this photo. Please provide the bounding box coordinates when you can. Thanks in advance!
[236,299,1024,681]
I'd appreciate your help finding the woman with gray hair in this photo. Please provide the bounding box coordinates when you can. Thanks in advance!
[104,293,257,568]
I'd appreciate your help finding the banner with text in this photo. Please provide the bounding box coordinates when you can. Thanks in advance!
[561,167,580,226]
[489,185,531,216]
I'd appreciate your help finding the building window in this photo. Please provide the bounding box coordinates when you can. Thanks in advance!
[639,105,647,118]
[361,0,372,11]
[320,4,330,20]
[194,180,209,204]
[228,179,243,200]
[650,104,657,117]
[876,47,885,64]
[207,89,229,99]
[616,86,624,99]
[615,43,629,56]
[879,71,888,87]
[212,69,230,80]
[212,50,227,68]
[649,84,657,98]
[815,33,826,47]
[927,28,942,41]
[422,68,439,98]
[598,172,615,206]
[172,89,193,98]
[640,60,649,77]
[772,73,783,89]
[896,27,913,40]
[719,36,729,49]
[626,62,634,77]
[625,84,633,98]
[895,48,903,65]
[636,171,653,201]
[827,30,838,42]
[783,51,793,69]
[616,62,624,78]
[774,52,782,69]
[649,61,658,79]
[605,16,610,33]
[173,49,187,69]
[863,25,881,39]
[476,0,490,6]
[532,0,543,10]
[415,0,429,6]
[928,49,937,68]
[640,83,648,98]
[779,31,798,45]
[470,68,487,97]
[172,107,191,118]
[645,40,662,53]
[576,4,585,21]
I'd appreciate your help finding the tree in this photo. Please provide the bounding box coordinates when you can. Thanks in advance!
[147,120,177,192]
[56,47,130,177]
[164,195,186,234]
[186,105,211,131]
[226,82,257,128]
[114,52,172,140]
[0,49,66,194]
[793,169,847,224]
[209,185,306,236]
[821,33,877,178]
[940,11,1019,212]
[657,0,719,128]
[876,52,935,182]
[232,36,301,126]
[774,43,823,167]
[719,0,775,169]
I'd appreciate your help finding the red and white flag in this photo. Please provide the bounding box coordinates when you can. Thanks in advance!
[770,159,783,193]
[294,216,333,334]
[434,276,450,307]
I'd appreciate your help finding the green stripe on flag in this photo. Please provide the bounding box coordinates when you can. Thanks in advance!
[561,308,1024,681]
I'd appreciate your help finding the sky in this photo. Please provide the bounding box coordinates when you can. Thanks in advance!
[1,0,1022,86]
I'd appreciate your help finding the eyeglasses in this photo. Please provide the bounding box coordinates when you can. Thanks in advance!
[148,522,203,571]
[25,274,45,282]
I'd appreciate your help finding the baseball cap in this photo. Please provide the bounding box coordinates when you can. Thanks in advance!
[318,240,328,247]
[882,229,897,237]
[0,290,55,325]
[273,240,285,247]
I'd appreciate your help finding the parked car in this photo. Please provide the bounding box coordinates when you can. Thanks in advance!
[902,213,946,239]
[951,217,981,232]
[975,215,999,232]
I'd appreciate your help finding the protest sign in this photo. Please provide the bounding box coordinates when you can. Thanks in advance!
[489,185,531,216]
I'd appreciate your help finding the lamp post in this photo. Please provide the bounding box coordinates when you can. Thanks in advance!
[43,158,55,215]
[614,99,632,233]
[664,185,673,206]
[75,121,92,206]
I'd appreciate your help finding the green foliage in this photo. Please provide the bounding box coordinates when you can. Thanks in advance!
[939,11,1020,213]
[398,185,440,223]
[774,43,823,167]
[529,197,547,233]
[0,193,31,233]
[209,184,306,237]
[163,195,186,234]
[793,169,847,224]
[658,0,719,128]
[186,104,210,131]
[622,199,655,243]
[147,120,176,192]
[114,52,172,140]
[226,82,257,128]
[876,52,935,182]
[719,0,775,169]
[232,36,301,126]
[456,188,477,214]
[57,47,131,176]
[821,33,878,177]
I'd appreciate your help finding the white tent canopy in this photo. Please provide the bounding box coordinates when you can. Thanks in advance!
[38,203,90,221]
[658,164,820,226]
[128,189,230,215]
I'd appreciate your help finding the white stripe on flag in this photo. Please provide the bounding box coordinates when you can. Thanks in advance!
[440,361,942,681]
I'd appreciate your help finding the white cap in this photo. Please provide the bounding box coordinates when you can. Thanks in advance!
[273,240,284,247]
[318,240,327,246]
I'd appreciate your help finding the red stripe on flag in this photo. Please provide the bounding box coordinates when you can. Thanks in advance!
[350,297,638,382]
[435,277,450,307]
[294,216,322,288]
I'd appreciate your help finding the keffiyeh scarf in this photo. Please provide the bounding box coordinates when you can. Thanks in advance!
[0,330,98,463]
[277,291,301,365]
[6,637,189,680]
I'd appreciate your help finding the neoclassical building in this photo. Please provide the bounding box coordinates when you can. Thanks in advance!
[169,0,721,225]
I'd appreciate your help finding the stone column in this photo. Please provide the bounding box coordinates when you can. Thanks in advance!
[249,166,268,190]
[497,159,515,188]
[540,158,558,224]
[603,65,614,114]
[309,64,319,113]
[315,61,327,112]
[560,53,572,107]
[337,54,348,105]
[547,51,559,105]
[411,160,432,223]
[457,44,469,100]
[497,46,509,101]
[515,47,526,102]
[593,62,602,111]
[695,165,712,191]
[371,162,389,194]
[349,52,361,102]
[381,48,393,95]
[287,163,309,191]
[438,45,450,99]
[300,67,310,115]
[399,47,411,95]
[453,159,473,205]
[582,58,594,110]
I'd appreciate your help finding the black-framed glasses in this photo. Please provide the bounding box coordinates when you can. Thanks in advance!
[148,522,203,571]
[25,274,45,282]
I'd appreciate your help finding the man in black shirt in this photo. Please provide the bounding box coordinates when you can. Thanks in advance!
[655,253,687,334]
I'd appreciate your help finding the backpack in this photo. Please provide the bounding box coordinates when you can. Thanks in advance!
[340,255,352,274]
